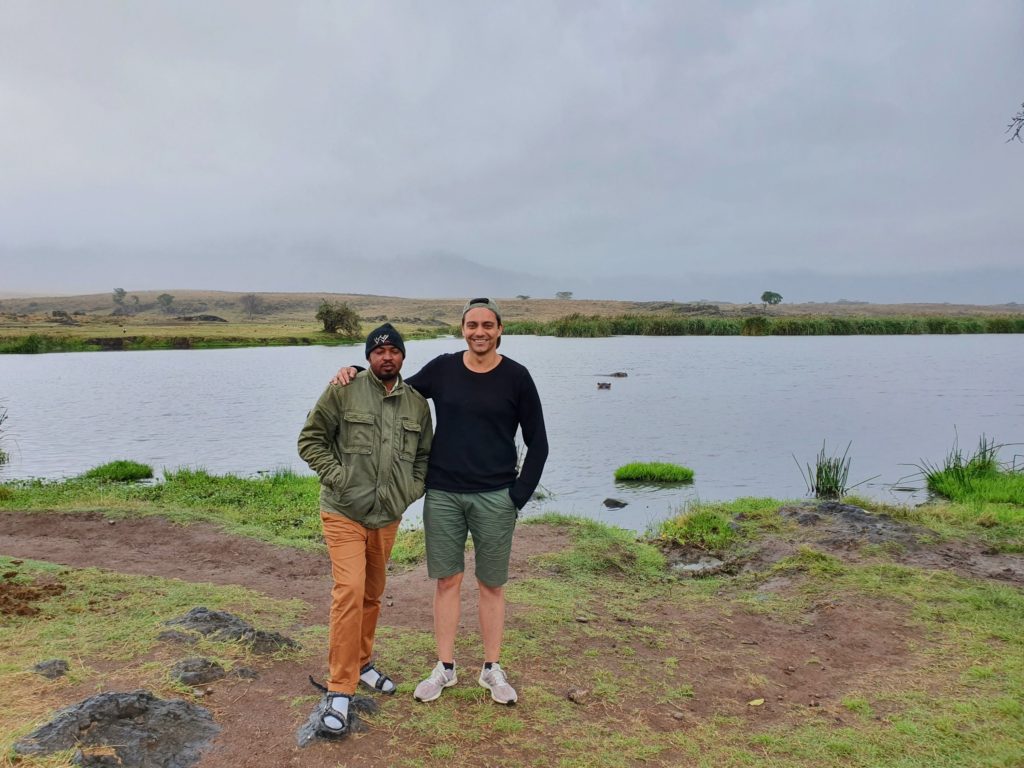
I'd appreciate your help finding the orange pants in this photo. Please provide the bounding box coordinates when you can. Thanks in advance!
[320,511,400,694]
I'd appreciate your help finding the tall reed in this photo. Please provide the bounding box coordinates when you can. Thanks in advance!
[499,314,1024,338]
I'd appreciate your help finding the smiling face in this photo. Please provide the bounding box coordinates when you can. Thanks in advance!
[368,344,404,383]
[461,307,502,355]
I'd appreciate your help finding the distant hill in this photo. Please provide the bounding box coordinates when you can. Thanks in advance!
[1,289,1020,326]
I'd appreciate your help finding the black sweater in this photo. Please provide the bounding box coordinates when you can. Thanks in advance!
[406,353,548,509]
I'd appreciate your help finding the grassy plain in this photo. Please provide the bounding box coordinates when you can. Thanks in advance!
[2,290,1022,352]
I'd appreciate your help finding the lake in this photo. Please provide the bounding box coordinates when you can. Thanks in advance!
[2,335,1022,531]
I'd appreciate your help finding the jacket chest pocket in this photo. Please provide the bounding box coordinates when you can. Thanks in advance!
[341,411,375,454]
[398,418,422,461]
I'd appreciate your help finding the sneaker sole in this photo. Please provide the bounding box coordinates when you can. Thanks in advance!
[478,676,517,706]
[413,675,457,703]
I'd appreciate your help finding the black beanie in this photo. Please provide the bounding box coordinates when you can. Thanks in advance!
[365,323,406,359]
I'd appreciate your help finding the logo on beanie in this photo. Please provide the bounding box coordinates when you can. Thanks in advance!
[374,334,390,345]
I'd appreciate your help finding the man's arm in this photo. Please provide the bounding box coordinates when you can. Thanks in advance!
[509,372,549,509]
[297,386,348,491]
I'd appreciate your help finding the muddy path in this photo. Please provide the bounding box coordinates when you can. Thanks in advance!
[0,511,571,631]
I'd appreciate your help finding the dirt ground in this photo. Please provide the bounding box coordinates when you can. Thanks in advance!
[2,509,1021,767]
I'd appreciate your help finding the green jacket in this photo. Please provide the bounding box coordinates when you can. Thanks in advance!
[297,371,433,528]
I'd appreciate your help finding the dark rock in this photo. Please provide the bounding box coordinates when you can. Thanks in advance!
[157,630,196,645]
[607,371,628,377]
[232,667,259,680]
[295,696,376,747]
[567,687,589,704]
[33,659,70,679]
[603,498,628,509]
[778,501,928,550]
[165,607,297,654]
[14,690,218,768]
[170,658,226,686]
[671,556,726,578]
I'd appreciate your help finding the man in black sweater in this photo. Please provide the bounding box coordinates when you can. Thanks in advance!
[332,298,548,705]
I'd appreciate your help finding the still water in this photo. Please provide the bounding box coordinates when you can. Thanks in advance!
[2,335,1022,531]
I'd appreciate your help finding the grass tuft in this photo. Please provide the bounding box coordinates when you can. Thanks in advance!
[657,507,736,551]
[614,461,694,483]
[80,460,154,482]
[919,435,1024,506]
[795,442,863,499]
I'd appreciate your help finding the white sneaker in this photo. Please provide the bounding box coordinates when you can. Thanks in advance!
[413,662,457,702]
[478,663,517,705]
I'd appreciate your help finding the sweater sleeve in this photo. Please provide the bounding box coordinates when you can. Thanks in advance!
[297,385,348,491]
[405,355,440,400]
[509,370,549,509]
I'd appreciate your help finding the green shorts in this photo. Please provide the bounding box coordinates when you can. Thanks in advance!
[423,488,518,587]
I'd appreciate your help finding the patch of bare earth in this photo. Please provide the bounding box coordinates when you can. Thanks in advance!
[1,507,1018,766]
[767,502,1024,585]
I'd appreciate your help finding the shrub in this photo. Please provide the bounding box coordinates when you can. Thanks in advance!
[81,460,154,483]
[315,300,361,335]
[614,462,694,483]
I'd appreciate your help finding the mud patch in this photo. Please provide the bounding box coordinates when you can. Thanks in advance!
[0,568,66,616]
[778,501,930,550]
[769,501,1024,585]
[14,690,219,768]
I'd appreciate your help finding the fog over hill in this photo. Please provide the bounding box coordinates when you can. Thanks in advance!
[1,248,1019,305]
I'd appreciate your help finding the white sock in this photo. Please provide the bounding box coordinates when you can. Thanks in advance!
[323,695,349,730]
[361,666,396,693]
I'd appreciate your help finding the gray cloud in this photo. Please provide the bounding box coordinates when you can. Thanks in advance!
[1,1,1021,299]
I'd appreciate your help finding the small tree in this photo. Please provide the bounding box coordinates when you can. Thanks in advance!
[157,293,175,313]
[112,288,126,306]
[316,300,361,335]
[760,291,783,309]
[239,293,266,320]
[516,294,530,300]
[1008,101,1024,143]
[555,291,573,300]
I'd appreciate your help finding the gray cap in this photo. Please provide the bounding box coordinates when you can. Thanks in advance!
[461,297,502,323]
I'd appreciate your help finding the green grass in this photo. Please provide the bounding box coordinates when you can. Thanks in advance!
[920,436,1024,506]
[657,506,737,550]
[525,513,667,583]
[80,460,154,482]
[796,441,854,499]
[0,465,438,565]
[614,461,694,483]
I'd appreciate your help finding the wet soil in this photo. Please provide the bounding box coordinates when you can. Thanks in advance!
[2,506,1021,767]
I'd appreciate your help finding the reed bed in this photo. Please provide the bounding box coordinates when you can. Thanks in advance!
[502,314,1024,338]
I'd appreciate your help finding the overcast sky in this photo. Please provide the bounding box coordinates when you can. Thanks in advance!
[1,1,1021,301]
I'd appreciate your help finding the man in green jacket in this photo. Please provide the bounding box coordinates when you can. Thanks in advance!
[298,323,432,737]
